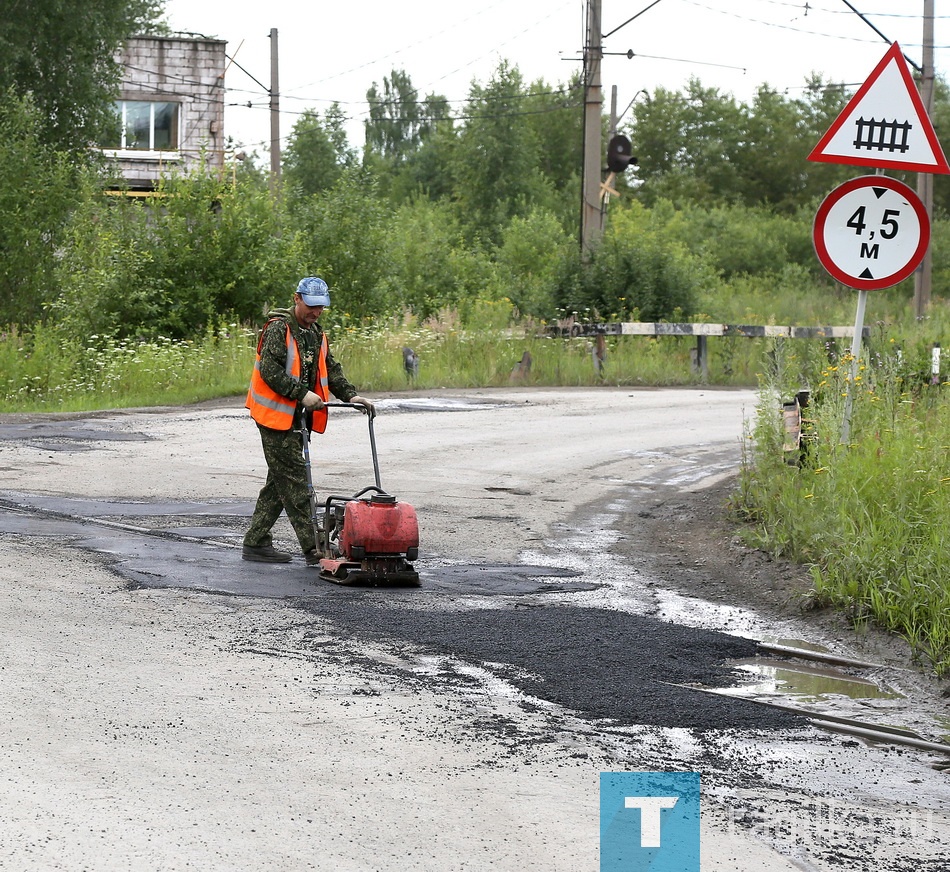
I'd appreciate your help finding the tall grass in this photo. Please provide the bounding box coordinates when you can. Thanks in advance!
[733,334,950,676]
[333,322,720,390]
[0,323,253,412]
[0,310,774,412]
[2,296,947,408]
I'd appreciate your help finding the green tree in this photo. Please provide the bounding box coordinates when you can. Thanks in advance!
[451,61,554,242]
[629,78,745,207]
[521,74,583,198]
[290,169,395,322]
[0,0,163,157]
[0,91,86,325]
[742,77,851,211]
[628,75,852,212]
[282,104,356,202]
[364,69,449,165]
[923,76,950,217]
[384,118,458,204]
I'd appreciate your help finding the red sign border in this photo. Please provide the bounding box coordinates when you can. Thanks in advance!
[808,42,950,175]
[813,175,931,290]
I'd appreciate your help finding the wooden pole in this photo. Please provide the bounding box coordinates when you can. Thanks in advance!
[580,0,603,254]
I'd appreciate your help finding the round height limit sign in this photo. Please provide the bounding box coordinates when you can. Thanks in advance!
[813,176,930,290]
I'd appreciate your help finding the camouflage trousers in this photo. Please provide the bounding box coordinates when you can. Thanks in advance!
[243,423,317,554]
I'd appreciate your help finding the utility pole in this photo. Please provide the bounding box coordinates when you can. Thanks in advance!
[580,0,603,254]
[269,28,281,197]
[610,84,618,140]
[914,0,935,317]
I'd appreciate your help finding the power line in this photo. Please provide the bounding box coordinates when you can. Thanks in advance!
[680,0,948,48]
[758,0,950,18]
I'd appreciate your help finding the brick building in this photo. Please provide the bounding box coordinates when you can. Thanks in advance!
[100,35,227,191]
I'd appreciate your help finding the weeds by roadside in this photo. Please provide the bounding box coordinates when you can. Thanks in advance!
[733,333,950,676]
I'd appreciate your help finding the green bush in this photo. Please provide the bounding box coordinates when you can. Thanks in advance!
[494,208,573,319]
[51,165,287,339]
[289,169,395,324]
[555,204,714,320]
[384,198,493,322]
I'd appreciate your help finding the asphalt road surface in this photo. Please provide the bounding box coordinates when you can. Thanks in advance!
[0,387,948,871]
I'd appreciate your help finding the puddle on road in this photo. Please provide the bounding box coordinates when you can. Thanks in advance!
[765,636,831,654]
[724,658,901,702]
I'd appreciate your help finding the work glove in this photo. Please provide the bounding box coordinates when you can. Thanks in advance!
[350,395,376,419]
[302,391,325,411]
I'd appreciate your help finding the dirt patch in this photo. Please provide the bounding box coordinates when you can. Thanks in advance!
[615,475,950,688]
[619,477,815,617]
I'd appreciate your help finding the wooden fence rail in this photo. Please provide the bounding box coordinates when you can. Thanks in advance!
[549,322,871,381]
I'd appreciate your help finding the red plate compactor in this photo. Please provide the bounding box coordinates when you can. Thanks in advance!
[301,403,420,586]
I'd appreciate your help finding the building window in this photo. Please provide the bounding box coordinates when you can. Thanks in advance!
[103,101,179,151]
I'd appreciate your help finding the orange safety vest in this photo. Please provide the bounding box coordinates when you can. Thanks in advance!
[246,319,330,432]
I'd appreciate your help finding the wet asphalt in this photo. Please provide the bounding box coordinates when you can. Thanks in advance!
[296,593,800,732]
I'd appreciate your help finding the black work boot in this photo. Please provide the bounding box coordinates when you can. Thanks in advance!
[304,549,321,567]
[242,544,292,563]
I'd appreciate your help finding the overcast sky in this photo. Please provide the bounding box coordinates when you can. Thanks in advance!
[160,0,950,158]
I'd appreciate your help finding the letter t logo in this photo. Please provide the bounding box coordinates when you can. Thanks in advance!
[624,796,679,847]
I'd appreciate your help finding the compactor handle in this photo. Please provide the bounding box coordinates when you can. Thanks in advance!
[324,403,382,491]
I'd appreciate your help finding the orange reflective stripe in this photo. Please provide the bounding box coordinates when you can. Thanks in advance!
[246,321,302,430]
[311,334,330,434]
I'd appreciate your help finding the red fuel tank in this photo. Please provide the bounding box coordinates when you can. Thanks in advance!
[340,497,419,559]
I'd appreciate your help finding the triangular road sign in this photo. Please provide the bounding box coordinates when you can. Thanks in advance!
[808,42,950,174]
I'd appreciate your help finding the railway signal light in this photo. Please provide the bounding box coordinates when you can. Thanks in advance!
[606,134,637,174]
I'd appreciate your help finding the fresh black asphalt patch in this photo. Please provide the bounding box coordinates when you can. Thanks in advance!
[0,491,802,734]
[298,597,803,733]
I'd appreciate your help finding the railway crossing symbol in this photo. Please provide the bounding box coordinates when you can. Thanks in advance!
[808,42,950,174]
[813,175,930,291]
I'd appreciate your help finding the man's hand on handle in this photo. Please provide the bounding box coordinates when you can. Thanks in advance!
[302,391,325,411]
[350,395,376,419]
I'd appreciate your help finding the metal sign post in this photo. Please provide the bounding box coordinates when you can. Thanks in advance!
[839,289,868,444]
